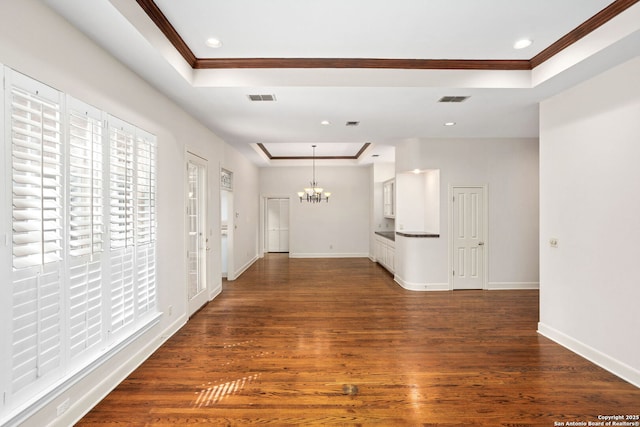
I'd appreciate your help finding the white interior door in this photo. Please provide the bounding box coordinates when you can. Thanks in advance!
[266,198,289,253]
[452,186,486,290]
[186,153,209,315]
[279,199,289,252]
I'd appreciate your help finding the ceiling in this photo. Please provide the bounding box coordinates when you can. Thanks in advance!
[42,0,640,166]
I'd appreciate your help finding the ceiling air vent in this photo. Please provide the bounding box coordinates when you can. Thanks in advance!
[345,121,360,127]
[248,94,276,101]
[438,96,469,103]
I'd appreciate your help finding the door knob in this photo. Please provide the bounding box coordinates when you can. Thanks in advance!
[478,242,485,246]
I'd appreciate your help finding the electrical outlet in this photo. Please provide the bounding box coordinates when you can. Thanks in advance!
[57,398,70,416]
[549,238,558,248]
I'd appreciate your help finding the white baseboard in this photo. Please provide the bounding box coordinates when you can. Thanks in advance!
[538,322,640,388]
[232,255,259,279]
[488,281,540,290]
[394,275,450,291]
[208,283,222,301]
[289,252,369,259]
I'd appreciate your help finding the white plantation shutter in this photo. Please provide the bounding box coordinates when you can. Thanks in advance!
[11,268,62,393]
[66,98,105,364]
[135,131,157,316]
[68,259,102,359]
[108,118,137,334]
[136,245,156,316]
[110,247,135,332]
[135,132,156,245]
[2,68,159,420]
[109,120,134,250]
[8,72,64,399]
[11,82,63,269]
[68,99,104,257]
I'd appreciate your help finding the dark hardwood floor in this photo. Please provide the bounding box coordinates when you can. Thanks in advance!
[77,255,640,426]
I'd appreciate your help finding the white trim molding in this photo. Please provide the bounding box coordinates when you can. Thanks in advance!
[289,253,369,259]
[231,255,259,280]
[538,322,640,388]
[488,282,540,290]
[394,275,450,292]
[208,283,223,301]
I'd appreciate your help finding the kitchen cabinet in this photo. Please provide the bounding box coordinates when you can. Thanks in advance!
[383,178,395,218]
[375,234,395,273]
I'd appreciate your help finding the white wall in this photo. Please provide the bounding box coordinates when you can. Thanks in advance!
[539,56,640,387]
[0,0,259,424]
[395,138,539,288]
[395,169,440,234]
[260,166,370,257]
[223,144,260,278]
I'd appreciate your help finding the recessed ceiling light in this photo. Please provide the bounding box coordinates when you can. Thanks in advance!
[444,122,456,126]
[321,120,330,125]
[206,38,223,48]
[413,169,421,174]
[513,38,533,50]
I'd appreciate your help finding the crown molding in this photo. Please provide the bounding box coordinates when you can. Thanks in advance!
[136,0,639,71]
[258,143,371,160]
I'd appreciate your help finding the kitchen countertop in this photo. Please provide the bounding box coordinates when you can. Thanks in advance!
[395,231,440,238]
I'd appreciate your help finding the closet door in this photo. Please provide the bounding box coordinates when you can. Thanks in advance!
[266,198,289,253]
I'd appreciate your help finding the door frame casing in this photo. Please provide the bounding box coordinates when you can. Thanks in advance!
[448,184,489,290]
[259,194,291,258]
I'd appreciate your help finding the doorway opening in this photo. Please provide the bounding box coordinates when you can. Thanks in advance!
[220,168,234,280]
[265,198,290,253]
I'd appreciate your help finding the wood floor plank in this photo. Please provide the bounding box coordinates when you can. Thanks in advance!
[77,255,640,426]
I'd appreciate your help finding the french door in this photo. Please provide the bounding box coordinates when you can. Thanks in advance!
[186,153,209,315]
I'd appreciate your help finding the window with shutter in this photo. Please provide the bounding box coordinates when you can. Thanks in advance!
[135,132,157,316]
[8,72,64,398]
[136,245,156,316]
[109,123,134,250]
[68,100,104,257]
[135,133,156,245]
[68,259,102,359]
[11,86,63,269]
[108,118,137,333]
[66,98,105,363]
[12,268,62,394]
[2,68,159,422]
[110,247,135,332]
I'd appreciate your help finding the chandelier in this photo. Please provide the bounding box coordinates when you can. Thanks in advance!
[298,145,331,203]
